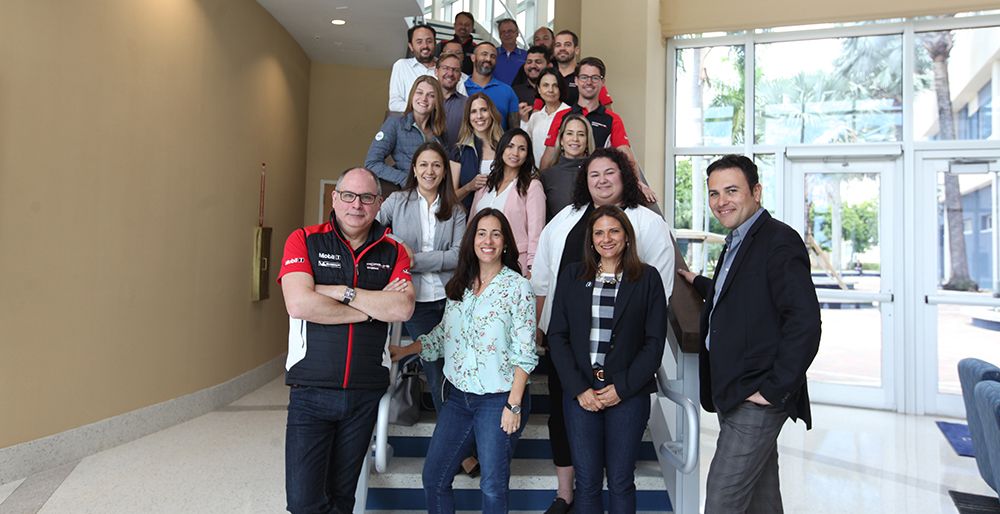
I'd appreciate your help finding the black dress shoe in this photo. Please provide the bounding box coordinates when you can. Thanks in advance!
[544,497,572,514]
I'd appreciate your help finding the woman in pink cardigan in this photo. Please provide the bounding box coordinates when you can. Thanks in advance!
[471,128,546,277]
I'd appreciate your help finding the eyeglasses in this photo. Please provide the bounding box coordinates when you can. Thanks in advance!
[576,74,604,83]
[336,190,379,205]
[437,64,461,74]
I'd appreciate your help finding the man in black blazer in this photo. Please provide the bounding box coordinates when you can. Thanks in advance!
[678,155,820,514]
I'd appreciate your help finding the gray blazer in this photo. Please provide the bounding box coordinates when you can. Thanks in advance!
[377,189,467,296]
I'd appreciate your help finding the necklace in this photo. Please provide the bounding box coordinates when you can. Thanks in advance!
[596,262,622,285]
[476,268,501,295]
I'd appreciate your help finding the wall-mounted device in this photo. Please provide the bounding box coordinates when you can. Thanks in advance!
[252,163,271,301]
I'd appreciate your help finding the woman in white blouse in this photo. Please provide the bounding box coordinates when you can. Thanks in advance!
[377,141,466,412]
[520,68,569,166]
[390,208,538,514]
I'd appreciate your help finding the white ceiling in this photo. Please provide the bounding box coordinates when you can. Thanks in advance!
[257,0,424,68]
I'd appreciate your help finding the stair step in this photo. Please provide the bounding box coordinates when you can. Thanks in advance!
[365,458,672,511]
[388,413,658,461]
[387,435,658,461]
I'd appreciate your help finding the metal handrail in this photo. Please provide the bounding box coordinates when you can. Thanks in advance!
[926,292,1000,307]
[655,372,700,475]
[372,321,404,473]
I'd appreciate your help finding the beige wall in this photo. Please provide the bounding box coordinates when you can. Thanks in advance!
[554,0,582,39]
[580,0,667,209]
[0,0,310,448]
[661,0,1000,36]
[304,64,391,224]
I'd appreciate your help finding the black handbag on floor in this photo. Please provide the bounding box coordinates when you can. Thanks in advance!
[388,355,422,426]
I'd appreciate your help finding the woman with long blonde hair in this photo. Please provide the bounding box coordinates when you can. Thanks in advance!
[366,75,447,192]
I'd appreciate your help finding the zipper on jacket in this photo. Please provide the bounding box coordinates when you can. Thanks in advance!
[334,226,392,388]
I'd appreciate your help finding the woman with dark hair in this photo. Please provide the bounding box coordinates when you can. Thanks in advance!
[530,147,674,513]
[366,76,447,192]
[547,205,667,514]
[377,141,466,412]
[541,112,595,221]
[471,128,546,276]
[520,68,569,165]
[450,92,505,209]
[391,208,538,514]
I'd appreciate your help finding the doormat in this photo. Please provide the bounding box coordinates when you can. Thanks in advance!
[937,421,975,457]
[949,490,1000,513]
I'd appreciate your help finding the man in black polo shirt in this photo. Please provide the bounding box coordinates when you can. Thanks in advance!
[539,57,657,204]
[279,167,415,514]
[552,30,613,107]
[436,11,476,75]
[512,45,552,106]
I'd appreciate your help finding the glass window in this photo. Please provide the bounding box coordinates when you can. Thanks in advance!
[936,170,996,294]
[915,27,1000,141]
[810,306,883,388]
[674,46,745,146]
[937,304,1000,394]
[756,154,778,215]
[755,35,903,144]
[979,83,993,139]
[802,172,882,292]
[674,155,725,275]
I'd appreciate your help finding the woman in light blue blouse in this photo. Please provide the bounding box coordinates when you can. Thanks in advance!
[390,208,538,514]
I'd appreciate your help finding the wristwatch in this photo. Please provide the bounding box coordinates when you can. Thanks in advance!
[342,287,356,305]
[505,402,522,415]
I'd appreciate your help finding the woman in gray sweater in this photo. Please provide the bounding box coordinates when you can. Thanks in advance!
[541,113,595,221]
[377,141,466,411]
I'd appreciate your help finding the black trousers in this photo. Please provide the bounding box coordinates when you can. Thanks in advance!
[540,347,573,467]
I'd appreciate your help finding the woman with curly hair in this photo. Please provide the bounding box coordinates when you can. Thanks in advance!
[529,147,675,512]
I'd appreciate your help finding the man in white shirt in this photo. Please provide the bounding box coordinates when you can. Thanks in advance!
[388,24,438,112]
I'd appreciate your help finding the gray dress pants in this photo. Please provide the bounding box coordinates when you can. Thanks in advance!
[704,401,789,514]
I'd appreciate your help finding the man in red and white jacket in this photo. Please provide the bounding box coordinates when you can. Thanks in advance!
[278,167,414,514]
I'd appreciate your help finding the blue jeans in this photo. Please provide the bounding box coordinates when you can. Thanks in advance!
[422,383,531,514]
[285,386,383,514]
[404,299,446,412]
[563,390,651,514]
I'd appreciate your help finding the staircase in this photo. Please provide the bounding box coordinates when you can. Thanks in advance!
[356,237,706,513]
[364,372,673,511]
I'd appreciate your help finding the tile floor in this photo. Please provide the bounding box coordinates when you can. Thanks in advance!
[0,376,993,513]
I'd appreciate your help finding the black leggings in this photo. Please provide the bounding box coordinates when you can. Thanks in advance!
[541,349,573,467]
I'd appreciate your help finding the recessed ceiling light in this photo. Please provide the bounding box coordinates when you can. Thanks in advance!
[331,19,346,25]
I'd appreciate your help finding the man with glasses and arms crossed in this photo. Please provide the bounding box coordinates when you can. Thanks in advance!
[279,167,415,514]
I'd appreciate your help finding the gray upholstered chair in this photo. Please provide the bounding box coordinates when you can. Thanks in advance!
[974,380,1000,495]
[960,358,1000,492]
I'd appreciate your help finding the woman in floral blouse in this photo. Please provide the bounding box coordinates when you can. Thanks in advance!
[390,207,538,514]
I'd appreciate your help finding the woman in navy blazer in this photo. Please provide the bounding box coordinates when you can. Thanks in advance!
[546,205,667,514]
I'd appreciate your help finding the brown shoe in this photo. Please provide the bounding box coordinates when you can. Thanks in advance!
[461,456,480,477]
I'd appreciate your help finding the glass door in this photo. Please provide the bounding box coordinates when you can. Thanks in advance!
[788,156,899,409]
[917,152,1000,417]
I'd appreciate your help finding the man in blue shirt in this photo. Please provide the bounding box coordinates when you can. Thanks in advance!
[494,18,527,85]
[465,41,520,130]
